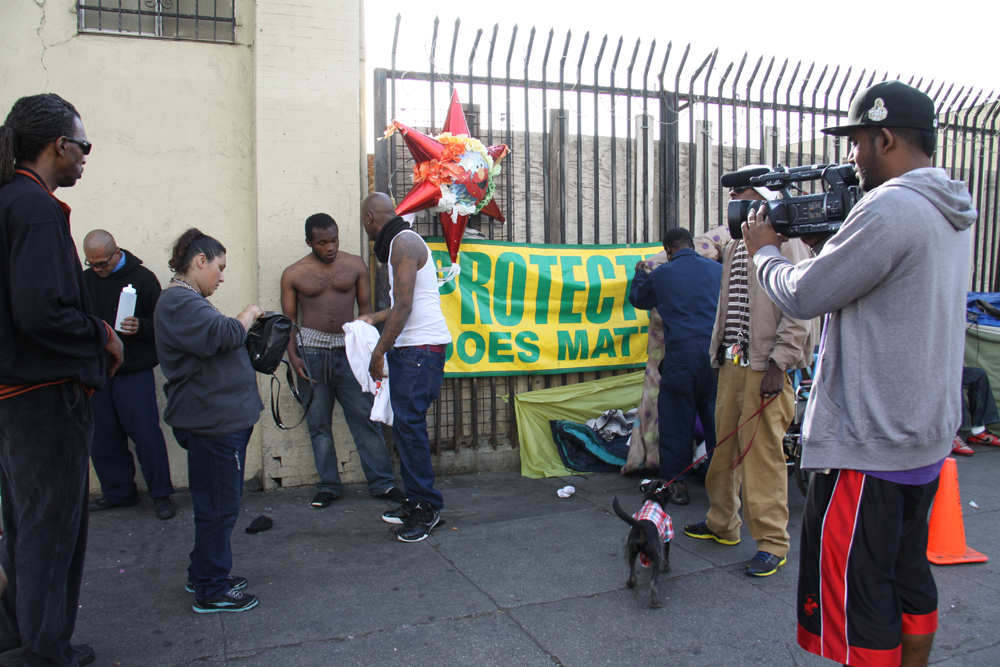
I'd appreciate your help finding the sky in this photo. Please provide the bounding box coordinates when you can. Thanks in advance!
[363,0,997,140]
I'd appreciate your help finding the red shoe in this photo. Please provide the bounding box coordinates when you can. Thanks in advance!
[967,430,1000,447]
[952,436,974,457]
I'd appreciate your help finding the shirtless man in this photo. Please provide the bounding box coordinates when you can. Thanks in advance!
[280,213,405,507]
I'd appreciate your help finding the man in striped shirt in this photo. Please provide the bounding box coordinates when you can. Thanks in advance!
[683,173,813,578]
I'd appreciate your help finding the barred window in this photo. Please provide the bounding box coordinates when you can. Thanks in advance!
[77,1,236,43]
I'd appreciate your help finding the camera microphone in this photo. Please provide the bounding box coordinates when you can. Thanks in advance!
[720,165,771,188]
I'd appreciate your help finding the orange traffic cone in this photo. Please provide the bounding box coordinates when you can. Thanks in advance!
[927,457,988,565]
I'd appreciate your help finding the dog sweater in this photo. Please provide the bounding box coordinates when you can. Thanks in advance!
[634,501,673,567]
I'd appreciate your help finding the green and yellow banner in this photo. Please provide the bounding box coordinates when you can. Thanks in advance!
[426,238,663,376]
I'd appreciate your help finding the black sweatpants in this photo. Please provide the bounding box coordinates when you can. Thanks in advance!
[0,382,92,666]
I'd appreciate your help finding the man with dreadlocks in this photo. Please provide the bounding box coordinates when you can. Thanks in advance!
[0,94,121,666]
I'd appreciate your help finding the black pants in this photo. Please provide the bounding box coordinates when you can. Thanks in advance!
[961,367,1000,429]
[0,383,92,666]
[657,344,718,482]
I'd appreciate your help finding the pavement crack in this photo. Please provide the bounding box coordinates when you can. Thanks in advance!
[219,614,228,663]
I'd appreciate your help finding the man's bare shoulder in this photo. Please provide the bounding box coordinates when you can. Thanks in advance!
[334,250,370,272]
[281,254,317,280]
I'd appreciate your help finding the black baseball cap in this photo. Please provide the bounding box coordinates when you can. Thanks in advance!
[822,80,938,137]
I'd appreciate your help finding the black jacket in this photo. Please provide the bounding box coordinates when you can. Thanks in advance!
[84,249,161,375]
[0,170,108,389]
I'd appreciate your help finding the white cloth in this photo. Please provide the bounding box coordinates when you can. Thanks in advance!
[343,320,393,425]
[388,230,452,347]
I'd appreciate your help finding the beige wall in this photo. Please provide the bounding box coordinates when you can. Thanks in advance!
[0,0,368,493]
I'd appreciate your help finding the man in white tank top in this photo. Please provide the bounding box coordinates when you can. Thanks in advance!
[358,193,452,543]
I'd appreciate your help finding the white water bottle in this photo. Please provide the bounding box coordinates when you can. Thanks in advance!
[114,284,137,332]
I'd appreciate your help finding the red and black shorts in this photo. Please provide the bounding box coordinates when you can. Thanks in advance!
[797,469,939,667]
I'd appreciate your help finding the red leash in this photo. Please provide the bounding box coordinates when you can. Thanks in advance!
[660,395,778,488]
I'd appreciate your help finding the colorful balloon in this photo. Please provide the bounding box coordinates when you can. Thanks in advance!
[384,91,510,266]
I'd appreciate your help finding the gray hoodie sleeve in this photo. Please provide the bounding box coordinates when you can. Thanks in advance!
[163,290,247,358]
[752,197,898,321]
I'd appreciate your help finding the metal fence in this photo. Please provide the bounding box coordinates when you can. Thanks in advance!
[373,16,1000,453]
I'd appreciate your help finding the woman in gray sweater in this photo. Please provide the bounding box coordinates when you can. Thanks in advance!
[153,228,264,614]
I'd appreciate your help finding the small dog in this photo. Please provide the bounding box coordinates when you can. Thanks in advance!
[612,485,673,608]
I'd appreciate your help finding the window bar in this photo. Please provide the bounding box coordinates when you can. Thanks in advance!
[756,56,774,169]
[575,32,589,244]
[523,27,536,244]
[504,25,517,243]
[656,42,672,236]
[540,29,554,244]
[610,37,624,241]
[796,63,815,169]
[673,44,690,227]
[625,38,640,243]
[783,61,801,170]
[701,49,718,233]
[716,60,733,228]
[448,18,460,101]
[730,53,746,173]
[932,83,955,169]
[808,65,828,182]
[972,98,998,290]
[593,35,607,242]
[832,66,851,163]
[820,65,838,165]
[557,30,571,244]
[743,56,762,167]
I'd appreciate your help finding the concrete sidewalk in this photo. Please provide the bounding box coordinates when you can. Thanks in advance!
[79,448,1000,666]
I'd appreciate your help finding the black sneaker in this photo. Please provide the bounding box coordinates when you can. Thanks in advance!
[73,644,96,666]
[745,551,786,577]
[683,521,740,546]
[668,481,690,505]
[186,575,248,594]
[379,487,407,504]
[382,499,414,525]
[396,502,440,542]
[192,588,259,613]
[311,491,339,507]
[88,496,139,512]
[154,496,176,520]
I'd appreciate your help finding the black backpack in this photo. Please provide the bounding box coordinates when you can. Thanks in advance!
[245,313,312,429]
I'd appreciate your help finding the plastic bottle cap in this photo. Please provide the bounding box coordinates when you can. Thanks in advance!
[123,284,136,293]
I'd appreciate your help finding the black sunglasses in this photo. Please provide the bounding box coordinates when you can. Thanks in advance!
[85,248,119,269]
[730,186,751,194]
[65,137,92,155]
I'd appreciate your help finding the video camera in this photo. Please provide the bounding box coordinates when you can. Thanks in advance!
[724,164,861,240]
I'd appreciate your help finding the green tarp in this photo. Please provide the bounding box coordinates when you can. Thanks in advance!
[514,371,644,478]
[965,324,1000,417]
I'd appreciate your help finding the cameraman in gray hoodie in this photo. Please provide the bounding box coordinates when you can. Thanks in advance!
[743,81,976,667]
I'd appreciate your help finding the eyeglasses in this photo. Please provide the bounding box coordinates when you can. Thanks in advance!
[730,186,750,194]
[85,248,119,269]
[65,137,92,155]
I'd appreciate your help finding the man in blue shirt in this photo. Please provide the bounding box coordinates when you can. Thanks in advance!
[629,228,722,504]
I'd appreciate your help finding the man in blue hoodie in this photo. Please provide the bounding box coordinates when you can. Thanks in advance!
[743,81,976,667]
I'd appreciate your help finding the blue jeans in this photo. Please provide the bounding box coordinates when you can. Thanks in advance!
[387,346,445,510]
[90,369,175,502]
[174,426,252,600]
[0,383,91,666]
[297,347,395,496]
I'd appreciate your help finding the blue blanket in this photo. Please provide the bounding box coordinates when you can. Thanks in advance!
[968,292,1000,329]
[549,420,629,473]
